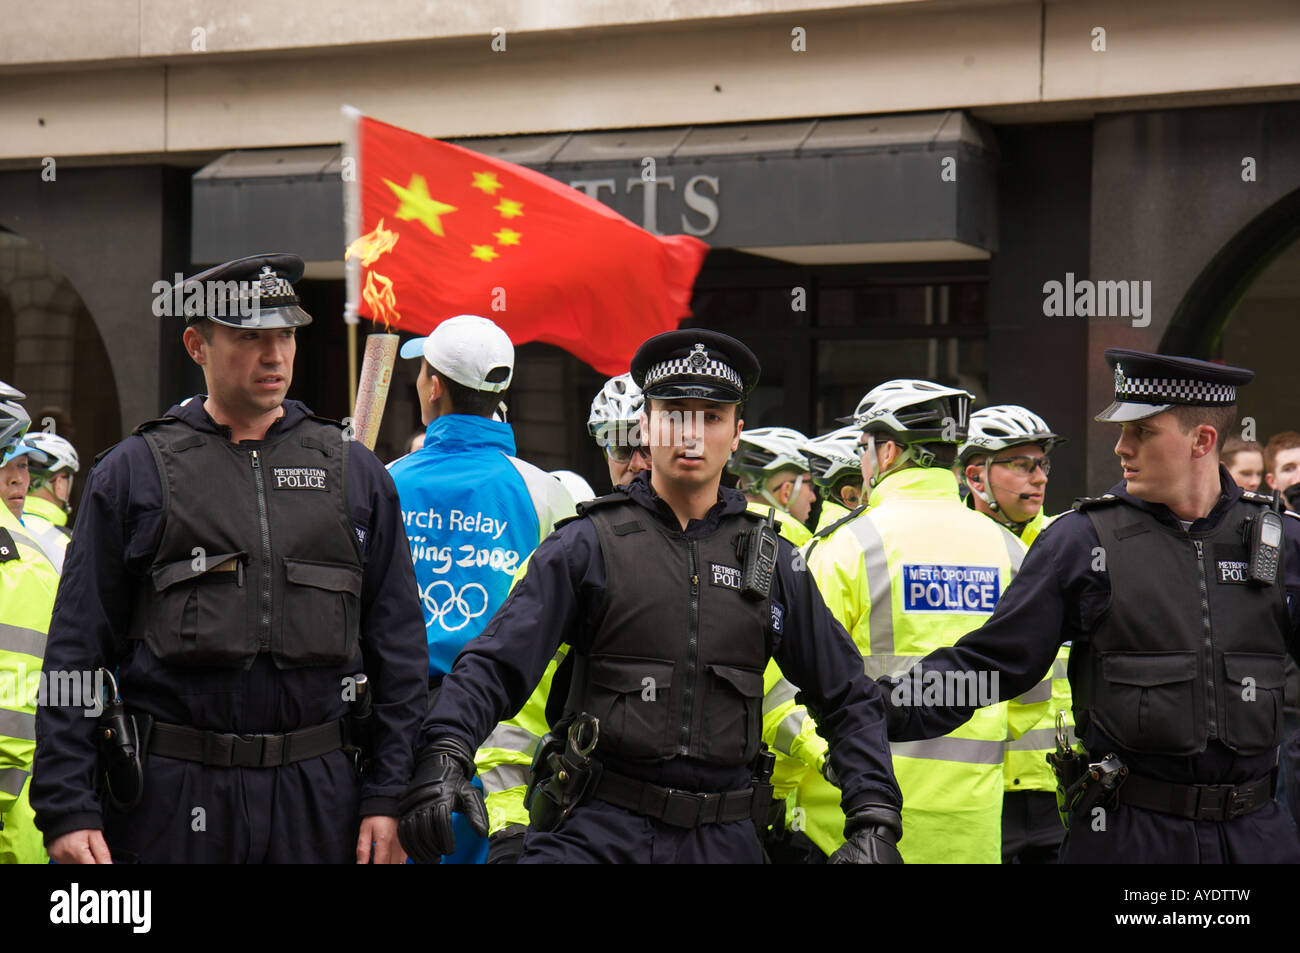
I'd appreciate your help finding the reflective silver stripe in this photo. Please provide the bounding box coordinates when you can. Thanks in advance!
[507,455,578,538]
[892,736,1004,765]
[1006,724,1075,751]
[480,724,540,757]
[847,515,895,654]
[1052,659,1069,680]
[763,679,799,715]
[0,622,46,660]
[774,711,805,756]
[862,654,923,680]
[1014,679,1052,705]
[0,707,36,741]
[1001,528,1025,577]
[480,763,530,794]
[0,766,27,797]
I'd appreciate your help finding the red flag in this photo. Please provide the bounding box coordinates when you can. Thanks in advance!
[344,113,708,375]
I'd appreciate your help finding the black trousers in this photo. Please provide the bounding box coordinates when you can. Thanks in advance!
[1002,790,1065,864]
[519,797,764,864]
[102,750,362,863]
[1060,798,1300,864]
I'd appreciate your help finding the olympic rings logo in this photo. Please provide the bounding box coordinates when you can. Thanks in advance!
[421,580,490,632]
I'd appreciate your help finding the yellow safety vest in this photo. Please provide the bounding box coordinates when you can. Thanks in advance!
[1001,512,1075,793]
[746,500,812,548]
[814,501,852,535]
[0,504,58,864]
[21,494,69,575]
[807,466,1028,864]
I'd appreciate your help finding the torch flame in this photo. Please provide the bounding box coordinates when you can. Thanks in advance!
[362,270,401,328]
[345,218,400,267]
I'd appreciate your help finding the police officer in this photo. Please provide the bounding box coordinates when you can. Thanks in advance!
[397,329,903,864]
[31,254,428,864]
[803,426,866,534]
[882,349,1300,863]
[21,432,80,574]
[474,373,648,863]
[728,427,816,546]
[957,405,1072,863]
[0,383,60,864]
[803,379,1037,865]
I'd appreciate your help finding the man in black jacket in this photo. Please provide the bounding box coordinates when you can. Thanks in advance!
[32,254,428,864]
[397,329,903,864]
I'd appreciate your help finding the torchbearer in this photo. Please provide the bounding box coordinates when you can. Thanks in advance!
[31,253,429,864]
[880,350,1300,864]
[398,328,903,864]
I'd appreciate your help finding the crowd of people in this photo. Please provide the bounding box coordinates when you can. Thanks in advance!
[3,252,1299,864]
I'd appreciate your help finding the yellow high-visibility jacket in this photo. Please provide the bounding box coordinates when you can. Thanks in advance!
[0,505,59,863]
[806,466,1040,864]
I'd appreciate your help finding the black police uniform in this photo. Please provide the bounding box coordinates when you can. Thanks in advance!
[406,330,902,863]
[883,350,1300,863]
[30,255,428,862]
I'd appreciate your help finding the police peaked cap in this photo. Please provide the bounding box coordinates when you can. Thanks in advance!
[177,253,313,329]
[1096,348,1254,423]
[631,329,760,404]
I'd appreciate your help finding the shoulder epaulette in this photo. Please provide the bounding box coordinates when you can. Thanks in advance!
[557,491,633,531]
[1071,493,1121,512]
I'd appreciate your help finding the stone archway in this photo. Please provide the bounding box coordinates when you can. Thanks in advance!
[0,228,121,520]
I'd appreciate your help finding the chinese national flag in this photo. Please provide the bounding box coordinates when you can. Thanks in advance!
[345,114,709,375]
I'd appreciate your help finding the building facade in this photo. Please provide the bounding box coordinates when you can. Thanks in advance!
[3,0,1299,508]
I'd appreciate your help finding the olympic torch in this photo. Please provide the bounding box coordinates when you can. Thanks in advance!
[350,332,399,451]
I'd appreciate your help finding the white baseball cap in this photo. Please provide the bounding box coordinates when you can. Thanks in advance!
[399,314,514,394]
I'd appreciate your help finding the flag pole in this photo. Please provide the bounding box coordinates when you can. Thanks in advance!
[342,103,363,409]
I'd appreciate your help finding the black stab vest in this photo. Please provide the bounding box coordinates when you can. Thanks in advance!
[564,496,773,766]
[127,414,363,669]
[1074,496,1289,756]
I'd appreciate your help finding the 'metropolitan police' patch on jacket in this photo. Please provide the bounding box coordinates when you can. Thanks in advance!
[902,564,1000,612]
[271,466,327,490]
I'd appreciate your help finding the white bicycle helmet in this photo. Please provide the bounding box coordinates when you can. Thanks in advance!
[0,380,47,467]
[587,373,644,444]
[843,379,973,485]
[728,426,811,511]
[551,469,596,504]
[957,405,1063,529]
[24,432,80,482]
[802,426,863,490]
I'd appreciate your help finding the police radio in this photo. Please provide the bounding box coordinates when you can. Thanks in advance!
[738,509,779,601]
[1244,509,1283,586]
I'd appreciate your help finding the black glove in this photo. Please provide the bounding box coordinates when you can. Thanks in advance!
[829,803,904,864]
[486,824,528,864]
[397,737,489,864]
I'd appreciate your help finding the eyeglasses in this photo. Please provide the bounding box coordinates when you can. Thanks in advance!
[607,444,653,465]
[993,456,1051,476]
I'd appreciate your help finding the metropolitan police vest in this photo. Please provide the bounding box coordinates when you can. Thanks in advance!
[564,497,773,766]
[1076,496,1289,756]
[127,415,363,669]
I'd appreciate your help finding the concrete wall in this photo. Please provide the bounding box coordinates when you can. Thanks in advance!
[3,0,1298,161]
[1085,101,1300,493]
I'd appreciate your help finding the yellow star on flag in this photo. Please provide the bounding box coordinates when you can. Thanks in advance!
[384,174,457,237]
[494,198,524,219]
[471,171,504,195]
[470,244,500,262]
[493,228,522,246]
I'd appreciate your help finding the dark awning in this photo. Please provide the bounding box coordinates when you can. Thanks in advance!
[192,110,998,269]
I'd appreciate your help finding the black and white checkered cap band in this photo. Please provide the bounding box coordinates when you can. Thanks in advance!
[1116,372,1235,405]
[644,356,743,391]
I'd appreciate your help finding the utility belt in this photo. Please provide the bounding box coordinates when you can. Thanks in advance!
[1046,712,1274,825]
[524,712,776,832]
[95,669,374,813]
